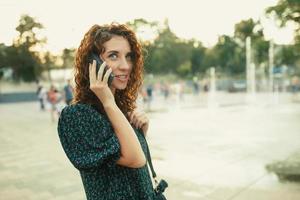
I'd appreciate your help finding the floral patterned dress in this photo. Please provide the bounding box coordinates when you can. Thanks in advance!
[57,103,154,200]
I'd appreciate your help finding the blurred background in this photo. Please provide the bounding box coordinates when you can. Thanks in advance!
[1,0,300,199]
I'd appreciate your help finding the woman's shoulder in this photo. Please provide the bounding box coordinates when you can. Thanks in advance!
[63,103,94,113]
[58,103,112,133]
[60,103,105,121]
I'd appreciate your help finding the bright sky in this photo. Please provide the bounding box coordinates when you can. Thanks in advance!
[0,0,295,54]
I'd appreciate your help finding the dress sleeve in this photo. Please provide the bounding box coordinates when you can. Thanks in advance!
[57,104,121,171]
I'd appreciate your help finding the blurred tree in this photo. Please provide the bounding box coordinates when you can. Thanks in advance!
[41,51,57,82]
[234,19,264,41]
[177,61,191,77]
[127,18,274,77]
[234,19,269,66]
[213,35,245,75]
[190,41,207,74]
[276,45,298,66]
[143,19,196,77]
[149,20,180,73]
[5,45,40,81]
[266,0,300,73]
[0,43,7,69]
[62,48,76,68]
[126,18,158,36]
[266,0,300,29]
[0,43,6,80]
[15,14,45,49]
[10,14,45,82]
[202,48,218,72]
[126,18,160,74]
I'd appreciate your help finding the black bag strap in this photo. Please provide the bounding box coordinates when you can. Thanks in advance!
[140,130,169,196]
[140,131,157,179]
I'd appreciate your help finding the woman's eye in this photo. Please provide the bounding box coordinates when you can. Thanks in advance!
[108,54,117,60]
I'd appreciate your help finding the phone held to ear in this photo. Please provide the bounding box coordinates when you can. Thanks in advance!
[88,53,114,86]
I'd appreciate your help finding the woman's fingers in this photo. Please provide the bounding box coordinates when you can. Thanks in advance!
[140,117,148,129]
[97,61,107,81]
[131,114,138,126]
[89,61,96,84]
[103,68,112,84]
[129,111,135,123]
[131,111,141,125]
[90,59,111,85]
[142,123,149,136]
[136,115,146,128]
[130,110,149,134]
[130,110,148,129]
[136,119,144,129]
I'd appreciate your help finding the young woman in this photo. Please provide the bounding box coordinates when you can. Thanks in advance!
[57,23,154,199]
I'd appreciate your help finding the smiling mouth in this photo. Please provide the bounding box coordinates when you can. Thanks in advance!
[115,75,129,81]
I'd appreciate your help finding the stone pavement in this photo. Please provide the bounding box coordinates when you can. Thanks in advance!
[1,92,300,200]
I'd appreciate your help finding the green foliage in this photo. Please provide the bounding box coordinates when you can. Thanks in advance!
[144,22,183,74]
[190,43,207,74]
[7,14,45,82]
[143,20,201,77]
[0,43,7,69]
[208,35,244,75]
[234,19,258,41]
[62,48,76,68]
[141,18,265,77]
[266,0,300,47]
[15,14,45,48]
[126,18,158,32]
[254,38,269,64]
[266,0,300,27]
[2,12,300,82]
[5,45,41,82]
[234,19,269,65]
[266,0,300,71]
[176,61,191,77]
[276,45,298,66]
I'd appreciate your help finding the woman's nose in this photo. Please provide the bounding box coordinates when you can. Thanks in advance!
[118,58,131,70]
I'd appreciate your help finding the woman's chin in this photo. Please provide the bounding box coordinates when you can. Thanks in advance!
[112,83,127,90]
[118,85,127,90]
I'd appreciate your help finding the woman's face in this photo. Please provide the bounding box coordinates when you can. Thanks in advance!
[100,35,133,92]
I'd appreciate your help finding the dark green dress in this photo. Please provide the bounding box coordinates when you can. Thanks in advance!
[57,103,155,200]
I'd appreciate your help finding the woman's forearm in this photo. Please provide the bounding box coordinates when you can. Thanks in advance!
[103,102,146,168]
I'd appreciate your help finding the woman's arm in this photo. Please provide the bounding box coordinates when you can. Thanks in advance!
[103,102,146,168]
[89,60,146,168]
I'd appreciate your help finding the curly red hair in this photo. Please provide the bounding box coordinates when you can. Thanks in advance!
[73,23,144,115]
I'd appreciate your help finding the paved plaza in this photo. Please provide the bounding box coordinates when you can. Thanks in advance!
[1,92,300,200]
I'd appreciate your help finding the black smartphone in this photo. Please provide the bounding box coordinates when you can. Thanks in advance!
[88,52,114,86]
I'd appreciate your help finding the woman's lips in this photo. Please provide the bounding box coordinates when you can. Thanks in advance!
[115,75,129,82]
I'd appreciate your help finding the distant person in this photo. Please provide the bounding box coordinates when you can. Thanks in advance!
[204,83,209,92]
[57,23,165,200]
[291,76,300,94]
[63,79,74,105]
[291,76,300,102]
[162,83,170,100]
[139,85,148,107]
[36,84,47,111]
[193,80,200,95]
[179,81,185,101]
[146,84,153,110]
[47,85,60,122]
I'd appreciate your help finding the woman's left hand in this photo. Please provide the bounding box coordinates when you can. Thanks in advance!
[128,109,149,136]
